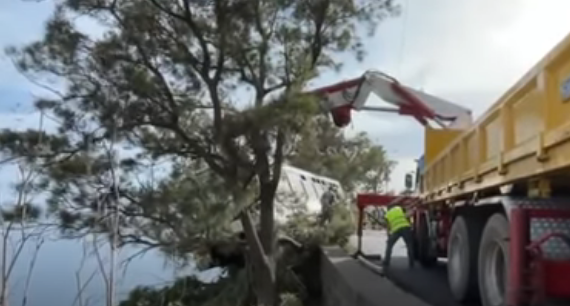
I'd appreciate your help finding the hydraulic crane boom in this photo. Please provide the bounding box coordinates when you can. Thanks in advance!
[307,33,570,306]
[308,70,475,261]
[310,70,473,129]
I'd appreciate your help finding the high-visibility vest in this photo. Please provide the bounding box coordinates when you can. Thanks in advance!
[385,206,411,233]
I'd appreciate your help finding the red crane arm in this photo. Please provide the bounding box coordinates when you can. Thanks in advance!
[308,70,473,129]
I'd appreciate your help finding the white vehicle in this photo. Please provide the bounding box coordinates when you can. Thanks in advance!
[229,164,347,233]
[274,164,346,223]
[212,164,349,268]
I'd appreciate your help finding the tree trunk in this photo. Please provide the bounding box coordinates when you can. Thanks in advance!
[252,262,277,306]
[259,184,275,256]
[240,209,277,306]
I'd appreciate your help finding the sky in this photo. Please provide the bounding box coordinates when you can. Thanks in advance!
[4,0,570,189]
[310,0,570,191]
[3,0,570,304]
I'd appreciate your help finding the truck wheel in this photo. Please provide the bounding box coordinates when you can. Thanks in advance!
[478,213,509,306]
[447,215,483,302]
[415,212,437,267]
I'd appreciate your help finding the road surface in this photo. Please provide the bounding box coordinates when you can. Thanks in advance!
[323,246,430,306]
[349,230,467,306]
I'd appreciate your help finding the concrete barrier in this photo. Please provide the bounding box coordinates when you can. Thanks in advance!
[320,246,429,306]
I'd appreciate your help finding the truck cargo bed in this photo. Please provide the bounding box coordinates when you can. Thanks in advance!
[422,31,570,202]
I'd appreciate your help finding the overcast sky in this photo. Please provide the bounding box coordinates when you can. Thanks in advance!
[4,0,570,193]
[3,0,570,304]
[314,0,570,191]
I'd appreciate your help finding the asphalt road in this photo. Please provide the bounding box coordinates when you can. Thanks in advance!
[325,247,429,306]
[349,230,467,306]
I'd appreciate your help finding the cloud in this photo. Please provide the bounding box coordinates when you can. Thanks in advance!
[390,157,417,190]
[3,1,570,304]
[0,1,53,89]
[315,0,570,191]
[0,1,103,116]
[3,0,570,193]
[0,111,56,131]
[0,88,36,113]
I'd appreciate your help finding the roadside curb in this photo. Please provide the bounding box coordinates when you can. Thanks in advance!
[355,254,443,306]
[355,254,385,276]
[321,246,430,306]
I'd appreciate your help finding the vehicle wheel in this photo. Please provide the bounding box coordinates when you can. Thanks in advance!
[415,212,437,267]
[478,213,509,306]
[447,215,484,302]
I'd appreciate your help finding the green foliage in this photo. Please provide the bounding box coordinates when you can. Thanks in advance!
[119,273,251,306]
[1,203,42,223]
[273,206,356,304]
[2,0,399,304]
[118,203,356,306]
[289,116,396,194]
[280,204,355,248]
[119,270,306,306]
[0,0,397,243]
[278,293,303,306]
[52,157,239,258]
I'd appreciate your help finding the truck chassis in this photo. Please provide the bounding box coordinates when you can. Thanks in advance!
[353,193,570,306]
[310,33,570,305]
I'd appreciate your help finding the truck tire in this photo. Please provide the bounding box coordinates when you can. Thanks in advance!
[447,215,484,302]
[415,212,437,267]
[478,213,509,306]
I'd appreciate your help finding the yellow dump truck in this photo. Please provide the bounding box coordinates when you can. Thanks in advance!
[312,33,570,306]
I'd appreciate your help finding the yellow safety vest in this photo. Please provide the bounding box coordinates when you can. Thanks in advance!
[385,206,411,233]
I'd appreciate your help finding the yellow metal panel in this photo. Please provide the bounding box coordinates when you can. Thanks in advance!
[549,58,570,129]
[444,153,451,182]
[424,128,463,166]
[484,115,503,160]
[450,145,460,180]
[435,163,442,186]
[511,88,542,145]
[466,133,477,170]
[421,31,570,202]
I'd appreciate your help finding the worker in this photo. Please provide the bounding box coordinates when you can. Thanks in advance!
[382,202,414,269]
[319,185,337,225]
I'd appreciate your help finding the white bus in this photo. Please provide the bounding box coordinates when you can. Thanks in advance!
[274,164,346,223]
[229,164,347,232]
[211,165,350,268]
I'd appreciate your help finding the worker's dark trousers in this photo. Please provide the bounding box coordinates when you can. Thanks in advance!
[319,206,333,225]
[383,226,414,268]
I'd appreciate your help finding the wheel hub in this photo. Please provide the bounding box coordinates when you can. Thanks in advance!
[483,241,506,305]
[449,234,464,284]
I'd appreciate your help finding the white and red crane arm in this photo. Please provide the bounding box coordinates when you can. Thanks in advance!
[308,70,473,129]
[305,70,475,234]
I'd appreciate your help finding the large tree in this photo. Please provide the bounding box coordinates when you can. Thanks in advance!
[2,0,398,305]
[119,274,253,306]
[289,116,395,194]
